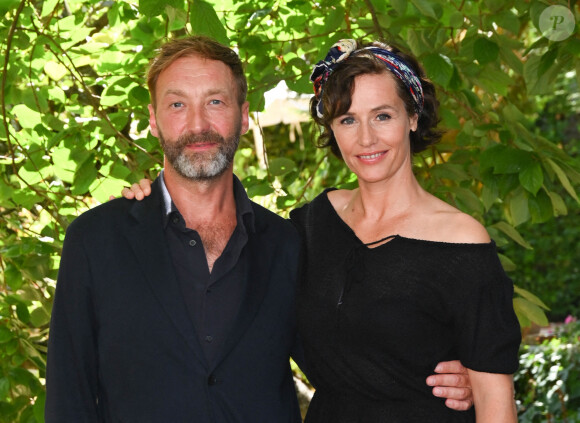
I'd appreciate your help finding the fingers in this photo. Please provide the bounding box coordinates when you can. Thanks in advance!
[121,187,136,200]
[444,397,473,411]
[426,373,469,388]
[139,179,152,196]
[431,384,471,400]
[433,360,467,374]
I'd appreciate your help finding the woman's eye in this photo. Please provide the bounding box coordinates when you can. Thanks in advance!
[377,113,391,121]
[340,116,355,125]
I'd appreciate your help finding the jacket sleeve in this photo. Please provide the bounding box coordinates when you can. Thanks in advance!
[45,223,101,423]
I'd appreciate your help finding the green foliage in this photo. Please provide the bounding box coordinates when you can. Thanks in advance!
[516,322,580,422]
[0,0,579,421]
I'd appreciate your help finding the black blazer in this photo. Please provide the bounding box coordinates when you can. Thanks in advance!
[45,178,303,422]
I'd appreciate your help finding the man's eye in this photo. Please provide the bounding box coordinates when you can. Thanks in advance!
[209,99,223,105]
[170,102,184,108]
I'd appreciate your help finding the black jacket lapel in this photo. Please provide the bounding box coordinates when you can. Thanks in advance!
[123,178,207,368]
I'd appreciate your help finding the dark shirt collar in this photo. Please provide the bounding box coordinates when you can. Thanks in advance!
[159,170,255,233]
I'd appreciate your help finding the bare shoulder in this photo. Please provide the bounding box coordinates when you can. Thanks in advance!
[428,196,490,244]
[326,188,354,211]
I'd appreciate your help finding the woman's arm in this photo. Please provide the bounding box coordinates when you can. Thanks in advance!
[467,369,517,422]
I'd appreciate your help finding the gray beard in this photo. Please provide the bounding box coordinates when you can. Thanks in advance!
[159,127,240,181]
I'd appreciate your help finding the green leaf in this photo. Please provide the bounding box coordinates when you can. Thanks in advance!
[547,191,567,216]
[410,0,437,19]
[44,61,68,81]
[129,86,150,105]
[4,263,24,290]
[34,391,46,423]
[90,177,131,204]
[0,0,20,16]
[519,161,543,195]
[247,183,274,198]
[30,307,51,328]
[12,105,42,129]
[12,190,40,209]
[473,38,499,65]
[391,0,408,15]
[0,327,13,344]
[497,253,517,272]
[0,377,10,400]
[509,188,530,226]
[480,145,534,175]
[190,0,229,45]
[523,53,561,96]
[528,189,552,224]
[269,158,296,177]
[514,285,550,310]
[492,221,533,249]
[139,0,169,17]
[101,79,136,107]
[323,6,345,32]
[513,297,549,327]
[448,11,464,28]
[546,159,579,203]
[422,53,453,87]
[72,159,98,196]
[494,10,521,34]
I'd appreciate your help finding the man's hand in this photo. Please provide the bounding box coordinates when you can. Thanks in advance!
[120,179,153,201]
[426,360,473,411]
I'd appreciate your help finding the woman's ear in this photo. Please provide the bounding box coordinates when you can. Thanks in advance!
[409,113,418,132]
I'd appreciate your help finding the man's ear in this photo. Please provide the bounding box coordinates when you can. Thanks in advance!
[240,101,250,135]
[148,104,159,137]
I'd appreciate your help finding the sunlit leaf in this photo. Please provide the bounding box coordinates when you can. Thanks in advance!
[44,61,68,81]
[492,221,533,249]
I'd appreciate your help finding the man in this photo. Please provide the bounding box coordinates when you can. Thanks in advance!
[46,36,472,422]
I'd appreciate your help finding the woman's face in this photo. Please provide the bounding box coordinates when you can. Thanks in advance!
[330,71,418,186]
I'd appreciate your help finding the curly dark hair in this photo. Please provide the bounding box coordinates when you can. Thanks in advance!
[310,40,442,158]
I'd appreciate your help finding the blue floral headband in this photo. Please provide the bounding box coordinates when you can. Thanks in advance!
[310,39,424,118]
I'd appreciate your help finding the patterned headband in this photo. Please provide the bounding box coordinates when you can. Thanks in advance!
[310,39,424,118]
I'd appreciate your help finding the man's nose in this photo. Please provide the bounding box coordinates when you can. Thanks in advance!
[187,106,211,134]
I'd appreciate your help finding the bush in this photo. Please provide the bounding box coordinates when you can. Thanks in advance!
[516,321,580,422]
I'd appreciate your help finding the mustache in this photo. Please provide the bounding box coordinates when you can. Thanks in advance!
[175,131,224,147]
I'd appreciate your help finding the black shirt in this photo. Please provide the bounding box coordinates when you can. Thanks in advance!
[160,172,255,365]
[290,189,520,422]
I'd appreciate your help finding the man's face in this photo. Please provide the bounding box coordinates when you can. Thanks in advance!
[148,55,249,181]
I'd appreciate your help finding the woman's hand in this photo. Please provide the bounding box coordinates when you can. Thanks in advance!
[121,179,153,200]
[426,360,473,410]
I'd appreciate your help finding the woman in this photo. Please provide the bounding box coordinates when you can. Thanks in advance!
[288,40,520,422]
[123,40,520,422]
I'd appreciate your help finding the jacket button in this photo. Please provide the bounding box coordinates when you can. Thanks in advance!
[208,374,217,386]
